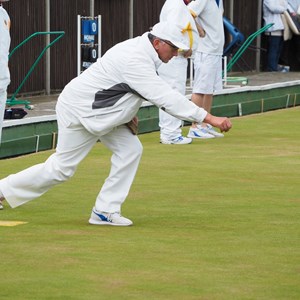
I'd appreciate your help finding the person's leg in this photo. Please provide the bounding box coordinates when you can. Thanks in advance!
[294,36,300,68]
[190,93,213,126]
[191,93,204,111]
[201,57,224,137]
[276,36,284,68]
[190,53,209,129]
[0,104,98,208]
[267,36,277,71]
[279,40,290,67]
[188,53,219,139]
[192,94,213,113]
[94,125,143,214]
[158,56,190,143]
[191,52,217,113]
[159,109,183,141]
[267,36,282,71]
[188,96,214,138]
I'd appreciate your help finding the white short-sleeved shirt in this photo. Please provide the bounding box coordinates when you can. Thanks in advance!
[188,0,224,55]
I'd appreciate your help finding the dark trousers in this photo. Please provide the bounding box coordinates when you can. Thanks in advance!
[280,35,300,71]
[267,35,283,71]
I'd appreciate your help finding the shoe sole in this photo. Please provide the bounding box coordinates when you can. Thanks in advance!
[160,140,192,145]
[161,141,192,145]
[207,131,224,138]
[209,134,224,138]
[160,141,172,145]
[187,134,215,139]
[89,218,133,226]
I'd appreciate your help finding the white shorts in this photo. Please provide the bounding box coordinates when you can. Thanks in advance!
[192,52,223,94]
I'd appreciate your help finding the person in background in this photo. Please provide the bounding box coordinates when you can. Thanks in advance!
[0,0,10,142]
[187,0,225,140]
[0,21,232,225]
[288,0,300,14]
[280,0,300,71]
[286,0,300,69]
[158,0,201,145]
[0,0,10,210]
[263,0,288,72]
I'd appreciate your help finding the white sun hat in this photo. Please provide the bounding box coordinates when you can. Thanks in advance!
[151,21,190,51]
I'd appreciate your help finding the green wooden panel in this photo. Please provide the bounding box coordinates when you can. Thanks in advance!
[1,86,300,159]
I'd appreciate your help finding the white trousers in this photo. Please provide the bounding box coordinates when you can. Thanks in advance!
[0,91,6,144]
[159,109,183,140]
[0,102,143,213]
[158,56,187,140]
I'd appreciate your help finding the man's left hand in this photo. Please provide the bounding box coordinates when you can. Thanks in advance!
[126,116,139,135]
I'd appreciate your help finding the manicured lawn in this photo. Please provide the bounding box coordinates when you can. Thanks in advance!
[1,107,299,299]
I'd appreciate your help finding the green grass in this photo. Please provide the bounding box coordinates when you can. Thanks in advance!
[1,107,300,300]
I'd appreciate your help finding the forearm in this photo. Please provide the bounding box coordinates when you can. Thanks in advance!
[203,113,232,132]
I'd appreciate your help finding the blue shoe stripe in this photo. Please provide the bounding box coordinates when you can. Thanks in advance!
[191,130,201,137]
[93,210,111,222]
[172,136,183,142]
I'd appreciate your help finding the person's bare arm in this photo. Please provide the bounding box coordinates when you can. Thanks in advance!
[195,21,206,38]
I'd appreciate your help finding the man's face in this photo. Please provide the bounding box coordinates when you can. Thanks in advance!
[154,38,179,63]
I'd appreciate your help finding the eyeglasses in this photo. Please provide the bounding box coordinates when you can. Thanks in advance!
[160,39,179,50]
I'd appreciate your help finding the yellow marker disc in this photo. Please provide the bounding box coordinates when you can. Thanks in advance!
[0,221,28,227]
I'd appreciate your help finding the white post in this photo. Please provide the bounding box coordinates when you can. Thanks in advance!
[90,0,95,18]
[98,15,102,57]
[129,0,134,39]
[45,0,50,95]
[229,0,234,21]
[256,0,263,72]
[223,56,227,87]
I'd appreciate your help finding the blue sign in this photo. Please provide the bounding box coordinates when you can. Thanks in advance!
[82,20,98,35]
